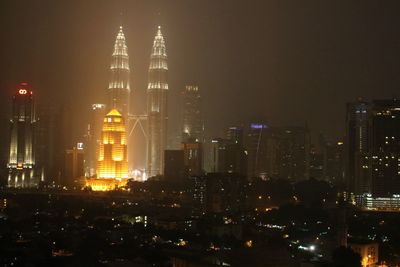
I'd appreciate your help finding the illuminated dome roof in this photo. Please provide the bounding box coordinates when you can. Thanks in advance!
[106,109,122,117]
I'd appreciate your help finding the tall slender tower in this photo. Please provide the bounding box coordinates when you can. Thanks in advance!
[107,26,130,119]
[147,26,169,177]
[7,83,37,187]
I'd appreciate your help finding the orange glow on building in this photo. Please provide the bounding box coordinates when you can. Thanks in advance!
[18,89,27,95]
[86,109,129,191]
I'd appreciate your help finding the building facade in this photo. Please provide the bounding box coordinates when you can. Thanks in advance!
[210,135,247,176]
[323,140,345,185]
[85,104,106,177]
[107,26,130,119]
[246,123,269,179]
[346,99,400,198]
[182,85,204,143]
[65,145,84,188]
[164,150,185,182]
[369,100,400,196]
[7,83,37,187]
[182,139,203,176]
[86,109,129,191]
[246,124,310,181]
[147,26,169,177]
[345,100,370,194]
[349,241,379,267]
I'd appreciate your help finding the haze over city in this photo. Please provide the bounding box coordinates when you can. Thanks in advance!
[2,1,400,145]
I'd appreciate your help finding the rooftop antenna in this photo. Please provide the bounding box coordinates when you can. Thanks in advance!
[119,12,123,28]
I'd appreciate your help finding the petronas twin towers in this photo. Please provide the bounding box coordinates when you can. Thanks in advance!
[108,26,131,119]
[107,25,168,178]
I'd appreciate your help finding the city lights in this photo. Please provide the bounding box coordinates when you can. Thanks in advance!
[1,2,400,267]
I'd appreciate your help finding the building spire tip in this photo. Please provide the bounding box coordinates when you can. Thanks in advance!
[156,25,163,37]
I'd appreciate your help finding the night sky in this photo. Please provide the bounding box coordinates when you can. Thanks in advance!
[1,0,400,161]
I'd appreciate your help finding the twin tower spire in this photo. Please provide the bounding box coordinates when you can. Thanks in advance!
[107,25,169,177]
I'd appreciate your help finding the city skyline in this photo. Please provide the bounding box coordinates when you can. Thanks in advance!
[2,1,400,266]
[2,0,400,153]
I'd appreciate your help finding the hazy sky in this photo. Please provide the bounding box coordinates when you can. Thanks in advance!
[1,0,400,158]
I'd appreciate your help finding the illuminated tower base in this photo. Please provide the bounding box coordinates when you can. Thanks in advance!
[86,109,129,191]
[85,178,128,191]
[7,169,36,188]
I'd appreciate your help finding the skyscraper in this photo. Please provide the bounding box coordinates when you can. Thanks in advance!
[147,26,168,177]
[323,140,345,185]
[7,83,37,187]
[226,126,247,176]
[107,26,130,119]
[65,145,84,188]
[369,100,400,196]
[85,104,106,177]
[270,126,310,181]
[345,100,370,194]
[35,104,56,184]
[164,150,185,182]
[35,103,74,185]
[182,85,203,143]
[86,109,129,191]
[352,99,400,210]
[246,124,310,181]
[209,134,247,176]
[246,123,269,179]
[182,140,203,176]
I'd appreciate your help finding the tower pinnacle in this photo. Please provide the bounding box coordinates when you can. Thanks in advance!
[107,26,130,118]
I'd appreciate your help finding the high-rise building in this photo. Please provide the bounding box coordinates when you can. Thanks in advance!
[210,138,227,173]
[85,104,106,177]
[147,26,169,177]
[182,85,203,143]
[346,99,400,210]
[246,123,269,179]
[86,109,129,191]
[246,124,310,181]
[191,175,206,217]
[227,126,244,146]
[105,26,131,173]
[226,126,247,176]
[35,103,74,185]
[345,100,370,194]
[204,173,246,213]
[309,144,324,180]
[35,104,56,184]
[64,144,84,188]
[164,150,185,182]
[271,126,310,181]
[107,26,130,119]
[210,133,247,176]
[369,100,400,196]
[182,139,203,176]
[7,83,37,187]
[324,140,345,185]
